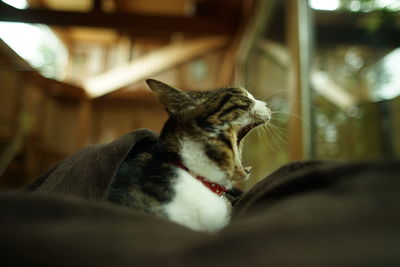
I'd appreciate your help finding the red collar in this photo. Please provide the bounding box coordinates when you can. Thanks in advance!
[172,162,227,196]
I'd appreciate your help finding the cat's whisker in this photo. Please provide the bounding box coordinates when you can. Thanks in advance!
[268,118,289,124]
[270,110,303,119]
[262,126,282,153]
[266,124,291,149]
[267,123,287,133]
[253,124,281,153]
[255,128,268,157]
[257,127,278,155]
[268,122,288,136]
[271,133,290,150]
[260,90,293,102]
[258,128,270,149]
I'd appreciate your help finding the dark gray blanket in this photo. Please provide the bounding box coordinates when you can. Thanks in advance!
[1,129,400,266]
[27,128,159,200]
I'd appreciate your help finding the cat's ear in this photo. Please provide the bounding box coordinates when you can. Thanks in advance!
[146,79,193,114]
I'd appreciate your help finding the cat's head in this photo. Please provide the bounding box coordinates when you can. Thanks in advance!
[146,79,271,187]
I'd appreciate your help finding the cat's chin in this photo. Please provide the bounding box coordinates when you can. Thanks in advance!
[232,145,252,182]
[232,165,251,182]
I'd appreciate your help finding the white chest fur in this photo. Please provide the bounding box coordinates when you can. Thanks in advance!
[162,168,231,232]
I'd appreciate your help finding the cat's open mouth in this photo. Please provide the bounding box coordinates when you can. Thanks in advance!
[233,121,265,179]
[237,121,264,145]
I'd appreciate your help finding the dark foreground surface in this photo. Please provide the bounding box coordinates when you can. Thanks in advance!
[1,129,399,266]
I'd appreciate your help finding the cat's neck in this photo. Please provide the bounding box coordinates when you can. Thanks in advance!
[171,161,228,196]
[157,119,233,189]
[179,137,233,189]
[155,136,231,189]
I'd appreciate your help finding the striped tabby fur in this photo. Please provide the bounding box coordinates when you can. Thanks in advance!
[108,79,271,232]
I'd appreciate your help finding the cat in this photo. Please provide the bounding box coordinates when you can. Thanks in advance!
[107,79,271,232]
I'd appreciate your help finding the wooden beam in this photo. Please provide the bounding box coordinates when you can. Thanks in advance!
[0,3,237,37]
[266,6,400,48]
[26,72,87,100]
[92,0,102,13]
[316,25,400,48]
[0,40,87,100]
[235,0,277,84]
[286,0,313,160]
[218,0,277,86]
[114,0,194,16]
[315,10,400,47]
[64,28,120,44]
[83,36,230,98]
[314,10,400,28]
[311,71,357,109]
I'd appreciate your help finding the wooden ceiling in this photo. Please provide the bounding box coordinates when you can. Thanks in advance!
[1,0,398,47]
[0,0,246,42]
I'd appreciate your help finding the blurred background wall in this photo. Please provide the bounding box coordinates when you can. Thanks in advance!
[0,0,399,190]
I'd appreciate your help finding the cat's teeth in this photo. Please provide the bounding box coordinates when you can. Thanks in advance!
[245,166,252,173]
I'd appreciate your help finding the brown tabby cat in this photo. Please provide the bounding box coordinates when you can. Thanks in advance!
[108,79,271,232]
